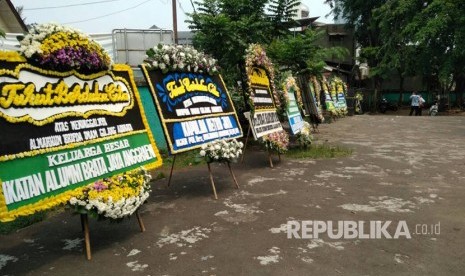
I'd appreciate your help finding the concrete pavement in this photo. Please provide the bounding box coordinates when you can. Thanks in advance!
[1,115,465,275]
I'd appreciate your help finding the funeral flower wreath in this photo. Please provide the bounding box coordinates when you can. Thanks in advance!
[18,22,112,72]
[279,75,304,116]
[296,121,313,148]
[260,130,289,154]
[143,44,219,75]
[199,139,244,163]
[244,44,281,114]
[67,168,152,220]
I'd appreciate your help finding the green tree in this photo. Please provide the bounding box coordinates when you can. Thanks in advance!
[327,0,465,106]
[403,0,465,105]
[325,0,385,110]
[371,0,421,104]
[187,0,270,85]
[267,29,348,77]
[267,0,301,37]
[187,0,310,86]
[267,29,348,122]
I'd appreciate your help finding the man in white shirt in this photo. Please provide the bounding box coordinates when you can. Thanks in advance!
[418,95,426,116]
[409,91,420,116]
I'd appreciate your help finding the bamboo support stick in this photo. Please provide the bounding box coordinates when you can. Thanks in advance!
[81,214,91,260]
[167,154,176,187]
[207,163,218,200]
[135,210,146,232]
[227,162,239,189]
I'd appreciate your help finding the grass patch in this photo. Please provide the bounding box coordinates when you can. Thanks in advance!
[161,150,206,170]
[285,143,353,159]
[0,211,47,235]
[153,171,166,181]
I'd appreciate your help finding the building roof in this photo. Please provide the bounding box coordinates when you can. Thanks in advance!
[0,0,28,33]
[295,16,320,27]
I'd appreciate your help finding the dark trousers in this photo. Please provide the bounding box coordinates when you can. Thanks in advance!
[409,106,420,116]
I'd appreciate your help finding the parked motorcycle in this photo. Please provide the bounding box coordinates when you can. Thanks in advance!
[429,102,438,116]
[378,97,398,113]
[355,92,364,114]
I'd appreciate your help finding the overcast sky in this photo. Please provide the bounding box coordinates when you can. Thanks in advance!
[11,0,334,34]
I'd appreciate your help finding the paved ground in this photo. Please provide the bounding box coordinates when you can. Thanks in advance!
[1,115,465,276]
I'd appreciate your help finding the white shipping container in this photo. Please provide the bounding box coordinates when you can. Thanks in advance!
[112,28,174,67]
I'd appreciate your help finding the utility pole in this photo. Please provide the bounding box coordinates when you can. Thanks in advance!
[172,0,178,44]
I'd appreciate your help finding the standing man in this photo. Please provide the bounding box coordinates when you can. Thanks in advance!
[409,91,420,116]
[418,94,426,116]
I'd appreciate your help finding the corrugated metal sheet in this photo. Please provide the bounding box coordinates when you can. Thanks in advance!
[0,33,22,51]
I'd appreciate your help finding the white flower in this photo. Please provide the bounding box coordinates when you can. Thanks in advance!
[159,63,166,70]
[200,150,206,156]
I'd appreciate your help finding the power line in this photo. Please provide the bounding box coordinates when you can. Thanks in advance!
[23,0,121,11]
[177,0,186,14]
[63,0,154,24]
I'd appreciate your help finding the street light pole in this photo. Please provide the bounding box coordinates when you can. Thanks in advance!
[172,0,178,44]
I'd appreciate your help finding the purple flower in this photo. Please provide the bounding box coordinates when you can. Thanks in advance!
[39,46,108,72]
[92,180,108,192]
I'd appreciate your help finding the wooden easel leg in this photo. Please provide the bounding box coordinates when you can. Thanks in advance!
[135,210,146,232]
[167,155,176,187]
[227,162,239,189]
[207,163,218,200]
[268,149,274,168]
[241,125,251,163]
[81,214,91,260]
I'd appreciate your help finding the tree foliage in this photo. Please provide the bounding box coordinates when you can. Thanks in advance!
[326,0,465,102]
[267,0,301,37]
[267,29,348,77]
[325,0,384,82]
[187,0,339,86]
[187,0,271,84]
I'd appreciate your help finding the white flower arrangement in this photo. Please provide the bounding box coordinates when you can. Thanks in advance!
[18,22,111,72]
[199,139,244,163]
[143,44,219,75]
[296,121,313,148]
[68,168,152,220]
